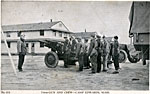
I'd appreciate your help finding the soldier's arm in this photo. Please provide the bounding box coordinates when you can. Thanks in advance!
[75,43,81,58]
[87,40,94,56]
[62,43,66,52]
[17,40,21,54]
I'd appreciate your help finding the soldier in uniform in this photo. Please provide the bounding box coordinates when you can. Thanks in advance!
[101,35,108,72]
[17,33,27,72]
[83,38,90,69]
[75,37,84,71]
[112,36,120,74]
[70,36,77,52]
[96,35,102,73]
[88,34,98,74]
[69,36,78,65]
[63,37,71,68]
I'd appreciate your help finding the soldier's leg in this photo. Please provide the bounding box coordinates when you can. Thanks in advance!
[113,56,119,70]
[64,53,68,68]
[20,55,25,70]
[83,53,87,67]
[97,53,101,72]
[102,55,107,71]
[91,55,97,73]
[104,54,108,70]
[115,56,119,70]
[18,54,23,70]
[86,54,91,68]
[112,56,119,74]
[81,54,84,70]
[90,56,95,73]
[107,54,111,68]
[78,54,83,71]
[94,55,98,73]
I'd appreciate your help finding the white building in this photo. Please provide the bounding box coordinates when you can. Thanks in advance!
[1,21,72,55]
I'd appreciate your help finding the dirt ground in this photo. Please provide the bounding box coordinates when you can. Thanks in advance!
[1,55,149,90]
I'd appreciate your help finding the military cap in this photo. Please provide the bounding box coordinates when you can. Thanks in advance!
[102,35,105,38]
[91,34,95,38]
[71,35,75,39]
[84,38,88,41]
[114,36,118,39]
[64,37,68,39]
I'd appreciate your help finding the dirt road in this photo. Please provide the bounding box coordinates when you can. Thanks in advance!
[1,55,149,90]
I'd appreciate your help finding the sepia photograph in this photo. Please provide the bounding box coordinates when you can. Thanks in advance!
[1,0,149,92]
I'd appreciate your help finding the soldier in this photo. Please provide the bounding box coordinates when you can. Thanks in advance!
[63,37,71,68]
[112,36,120,74]
[75,37,84,71]
[83,38,90,69]
[69,36,78,65]
[101,35,108,72]
[88,34,98,74]
[70,36,77,52]
[17,33,27,72]
[96,35,102,73]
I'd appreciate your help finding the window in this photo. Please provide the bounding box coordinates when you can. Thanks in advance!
[40,30,44,36]
[40,42,44,48]
[18,31,21,37]
[59,32,62,37]
[32,43,34,47]
[64,33,67,37]
[6,33,10,37]
[52,31,56,36]
[26,43,28,47]
[26,43,29,52]
[7,42,11,48]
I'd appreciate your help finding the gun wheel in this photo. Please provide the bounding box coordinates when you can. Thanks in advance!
[44,51,59,68]
[119,50,127,63]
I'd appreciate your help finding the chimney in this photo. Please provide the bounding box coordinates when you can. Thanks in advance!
[85,29,86,32]
[50,19,52,22]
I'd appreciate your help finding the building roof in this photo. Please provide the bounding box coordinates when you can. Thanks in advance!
[2,21,70,33]
[73,32,98,39]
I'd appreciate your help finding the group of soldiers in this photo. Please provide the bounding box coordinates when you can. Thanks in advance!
[63,34,120,74]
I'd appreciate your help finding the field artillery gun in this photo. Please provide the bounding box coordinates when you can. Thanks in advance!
[40,38,77,68]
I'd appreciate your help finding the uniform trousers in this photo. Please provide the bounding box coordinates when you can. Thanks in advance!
[84,53,90,68]
[90,55,98,73]
[78,53,84,71]
[18,53,25,70]
[97,53,101,72]
[113,55,120,70]
[64,51,70,67]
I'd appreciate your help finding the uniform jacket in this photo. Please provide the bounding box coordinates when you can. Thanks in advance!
[76,42,85,58]
[101,39,110,56]
[84,42,89,54]
[88,38,98,57]
[63,39,71,53]
[70,39,77,52]
[17,39,27,55]
[96,38,102,54]
[112,40,120,57]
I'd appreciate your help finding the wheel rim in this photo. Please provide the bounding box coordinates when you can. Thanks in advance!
[47,53,55,65]
[119,50,127,63]
[45,52,58,68]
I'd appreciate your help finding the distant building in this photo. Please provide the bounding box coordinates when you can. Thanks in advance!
[1,21,72,55]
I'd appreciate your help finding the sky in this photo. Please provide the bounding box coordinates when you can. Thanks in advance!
[2,1,132,44]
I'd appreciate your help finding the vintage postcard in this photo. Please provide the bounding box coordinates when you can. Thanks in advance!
[1,0,149,94]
